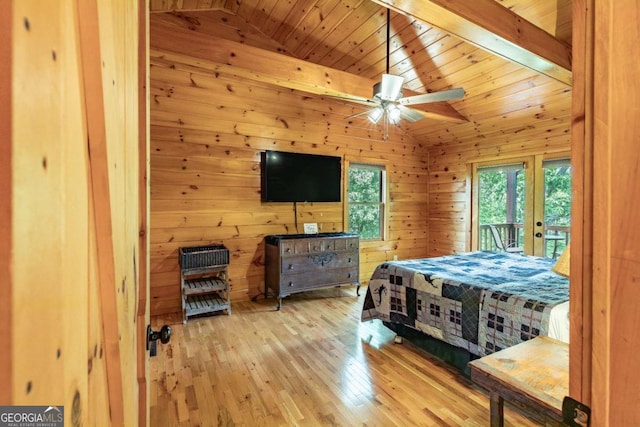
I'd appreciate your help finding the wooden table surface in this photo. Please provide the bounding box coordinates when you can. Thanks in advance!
[469,336,569,426]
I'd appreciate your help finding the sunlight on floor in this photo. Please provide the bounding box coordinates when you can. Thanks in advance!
[334,319,401,408]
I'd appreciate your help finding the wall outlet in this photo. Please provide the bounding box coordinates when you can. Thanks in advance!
[393,255,398,261]
[303,223,318,234]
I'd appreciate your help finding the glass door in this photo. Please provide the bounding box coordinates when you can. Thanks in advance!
[472,154,571,258]
[534,158,572,258]
[472,158,534,254]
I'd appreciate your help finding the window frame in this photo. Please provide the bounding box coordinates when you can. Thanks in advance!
[344,159,388,242]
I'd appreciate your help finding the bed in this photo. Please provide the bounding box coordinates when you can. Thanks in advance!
[361,251,569,358]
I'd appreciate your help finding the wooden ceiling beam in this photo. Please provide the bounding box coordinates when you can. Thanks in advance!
[371,0,572,86]
[151,21,468,123]
[149,0,229,13]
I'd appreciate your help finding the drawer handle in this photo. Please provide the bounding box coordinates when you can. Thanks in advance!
[288,282,293,287]
[285,247,291,252]
[348,273,352,278]
[348,257,352,263]
[288,264,293,270]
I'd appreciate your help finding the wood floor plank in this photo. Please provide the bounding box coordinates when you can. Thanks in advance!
[151,287,542,426]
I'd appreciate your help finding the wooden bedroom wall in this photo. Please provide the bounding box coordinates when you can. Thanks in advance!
[149,18,430,315]
[426,122,571,256]
[3,1,143,424]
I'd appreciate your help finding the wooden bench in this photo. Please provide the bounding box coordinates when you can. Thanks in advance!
[469,336,568,426]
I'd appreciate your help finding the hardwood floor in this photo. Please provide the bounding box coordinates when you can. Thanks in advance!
[150,287,541,426]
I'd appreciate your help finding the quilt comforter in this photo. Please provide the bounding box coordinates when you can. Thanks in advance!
[361,251,569,356]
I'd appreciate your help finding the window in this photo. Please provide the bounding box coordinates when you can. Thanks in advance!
[347,163,386,240]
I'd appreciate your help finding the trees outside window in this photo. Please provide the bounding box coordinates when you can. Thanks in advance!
[347,163,385,240]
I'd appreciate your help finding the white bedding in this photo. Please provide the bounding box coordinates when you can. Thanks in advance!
[548,300,570,343]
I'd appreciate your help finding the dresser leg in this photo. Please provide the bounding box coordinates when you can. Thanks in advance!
[356,284,361,296]
[277,297,282,311]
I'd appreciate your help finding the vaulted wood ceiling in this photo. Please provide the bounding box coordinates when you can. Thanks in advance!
[149,0,572,146]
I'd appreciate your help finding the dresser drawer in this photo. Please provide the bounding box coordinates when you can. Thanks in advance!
[333,237,359,251]
[280,240,310,255]
[281,251,358,273]
[280,239,326,255]
[280,237,360,255]
[279,267,359,293]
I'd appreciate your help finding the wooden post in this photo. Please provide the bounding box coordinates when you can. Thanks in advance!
[590,1,640,424]
[0,1,12,406]
[505,170,516,244]
[76,0,125,424]
[570,0,593,406]
[137,0,150,426]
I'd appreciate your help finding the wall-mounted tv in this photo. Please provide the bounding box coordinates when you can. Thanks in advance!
[261,150,342,202]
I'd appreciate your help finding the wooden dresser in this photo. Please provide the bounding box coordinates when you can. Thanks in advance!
[264,232,360,309]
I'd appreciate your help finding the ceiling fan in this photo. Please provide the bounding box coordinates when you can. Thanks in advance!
[346,9,465,138]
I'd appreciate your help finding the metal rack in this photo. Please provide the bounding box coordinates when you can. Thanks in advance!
[179,245,230,323]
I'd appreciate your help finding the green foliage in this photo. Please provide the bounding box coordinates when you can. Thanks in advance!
[478,164,572,256]
[348,166,382,240]
[544,166,572,225]
[349,205,381,239]
[479,165,571,226]
[478,170,525,225]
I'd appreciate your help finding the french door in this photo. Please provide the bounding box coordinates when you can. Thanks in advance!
[471,153,571,257]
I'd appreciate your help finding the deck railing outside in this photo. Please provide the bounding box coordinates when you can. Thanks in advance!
[479,223,570,258]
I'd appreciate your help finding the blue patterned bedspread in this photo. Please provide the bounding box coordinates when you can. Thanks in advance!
[361,251,569,356]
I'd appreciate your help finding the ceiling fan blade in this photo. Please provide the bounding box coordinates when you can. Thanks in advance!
[399,88,465,106]
[398,106,425,123]
[377,74,405,101]
[344,109,375,120]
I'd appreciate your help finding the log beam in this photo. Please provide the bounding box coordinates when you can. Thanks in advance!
[372,0,572,85]
[151,21,468,123]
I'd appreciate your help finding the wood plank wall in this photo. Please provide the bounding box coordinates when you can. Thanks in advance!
[149,18,430,315]
[5,1,142,424]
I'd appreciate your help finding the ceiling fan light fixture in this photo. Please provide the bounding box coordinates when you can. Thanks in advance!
[387,104,401,124]
[368,106,384,124]
[341,7,465,142]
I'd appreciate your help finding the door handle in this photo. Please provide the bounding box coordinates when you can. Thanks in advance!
[147,325,172,357]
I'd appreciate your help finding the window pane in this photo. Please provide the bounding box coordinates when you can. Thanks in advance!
[348,163,385,240]
[543,161,572,258]
[348,167,381,203]
[348,204,381,239]
[478,167,525,251]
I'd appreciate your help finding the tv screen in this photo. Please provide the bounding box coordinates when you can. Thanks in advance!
[261,150,341,202]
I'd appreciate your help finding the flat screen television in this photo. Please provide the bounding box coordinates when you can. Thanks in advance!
[261,150,341,202]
